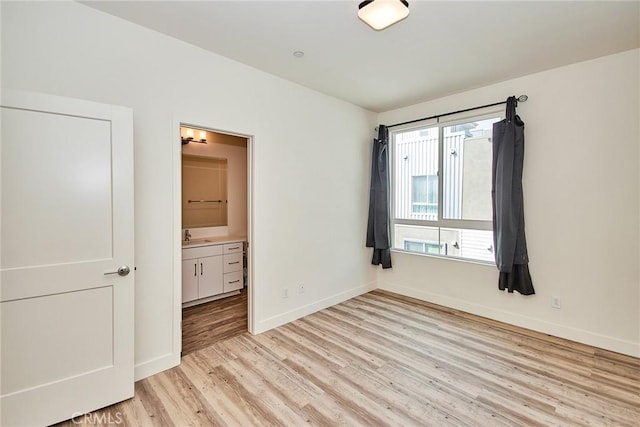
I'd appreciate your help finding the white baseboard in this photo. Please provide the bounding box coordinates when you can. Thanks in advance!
[254,280,377,334]
[378,281,639,358]
[134,352,179,381]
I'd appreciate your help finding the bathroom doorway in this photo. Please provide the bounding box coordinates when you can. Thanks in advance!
[176,124,252,356]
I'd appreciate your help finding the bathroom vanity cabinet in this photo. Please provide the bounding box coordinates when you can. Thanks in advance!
[181,238,245,307]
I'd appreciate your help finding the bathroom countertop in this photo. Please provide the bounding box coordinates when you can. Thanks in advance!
[182,235,247,248]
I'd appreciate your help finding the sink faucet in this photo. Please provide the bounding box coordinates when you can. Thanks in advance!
[184,229,191,243]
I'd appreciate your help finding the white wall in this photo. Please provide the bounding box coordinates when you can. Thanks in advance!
[378,50,640,357]
[1,1,378,379]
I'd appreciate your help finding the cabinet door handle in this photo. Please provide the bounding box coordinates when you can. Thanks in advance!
[227,246,240,251]
[200,263,203,275]
[229,280,240,284]
[228,261,240,265]
[194,264,197,277]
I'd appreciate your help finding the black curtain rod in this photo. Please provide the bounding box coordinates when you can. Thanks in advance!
[385,95,528,129]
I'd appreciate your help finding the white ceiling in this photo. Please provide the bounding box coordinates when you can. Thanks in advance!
[83,1,639,112]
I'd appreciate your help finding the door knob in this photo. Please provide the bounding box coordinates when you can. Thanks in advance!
[104,266,131,277]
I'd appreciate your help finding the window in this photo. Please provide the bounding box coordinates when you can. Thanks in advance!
[392,114,501,263]
[411,175,437,214]
[404,239,447,255]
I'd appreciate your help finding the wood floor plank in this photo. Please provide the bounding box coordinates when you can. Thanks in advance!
[338,298,640,424]
[182,288,248,356]
[225,335,324,406]
[334,298,640,411]
[307,307,573,424]
[133,378,176,426]
[142,371,213,426]
[184,356,272,426]
[357,292,597,368]
[53,289,640,427]
[372,361,517,427]
[281,357,401,427]
[338,362,484,427]
[294,317,388,369]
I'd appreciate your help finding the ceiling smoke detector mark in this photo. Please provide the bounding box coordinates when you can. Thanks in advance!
[293,51,305,58]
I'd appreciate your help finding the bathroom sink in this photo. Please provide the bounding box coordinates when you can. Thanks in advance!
[183,239,213,246]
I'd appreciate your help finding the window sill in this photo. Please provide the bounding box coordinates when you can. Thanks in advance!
[391,248,496,268]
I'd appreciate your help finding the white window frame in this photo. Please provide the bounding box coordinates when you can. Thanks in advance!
[390,110,502,263]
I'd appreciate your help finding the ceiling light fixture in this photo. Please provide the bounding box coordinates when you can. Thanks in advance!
[358,0,410,31]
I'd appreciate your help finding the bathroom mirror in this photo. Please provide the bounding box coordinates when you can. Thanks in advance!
[182,154,228,228]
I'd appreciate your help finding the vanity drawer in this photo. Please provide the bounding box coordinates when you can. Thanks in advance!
[182,244,223,260]
[223,271,243,292]
[223,252,243,273]
[223,242,243,254]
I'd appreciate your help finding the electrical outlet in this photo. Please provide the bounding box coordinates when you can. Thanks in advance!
[299,283,305,294]
[282,287,289,299]
[552,296,561,309]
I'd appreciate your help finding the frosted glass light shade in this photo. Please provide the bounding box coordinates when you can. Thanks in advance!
[358,0,410,31]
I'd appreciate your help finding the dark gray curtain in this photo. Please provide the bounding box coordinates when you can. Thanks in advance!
[491,97,534,295]
[366,125,392,269]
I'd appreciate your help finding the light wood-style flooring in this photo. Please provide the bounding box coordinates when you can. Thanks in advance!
[57,290,639,426]
[182,289,248,356]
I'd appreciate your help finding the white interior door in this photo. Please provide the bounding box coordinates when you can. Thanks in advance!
[1,89,134,426]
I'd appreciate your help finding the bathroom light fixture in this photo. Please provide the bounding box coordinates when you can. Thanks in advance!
[181,128,207,145]
[358,0,409,31]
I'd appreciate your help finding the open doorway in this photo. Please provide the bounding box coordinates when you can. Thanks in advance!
[178,125,250,356]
